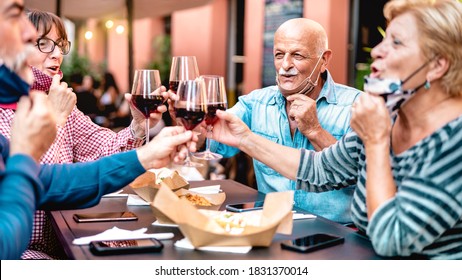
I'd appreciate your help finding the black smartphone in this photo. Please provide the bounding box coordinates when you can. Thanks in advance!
[225,200,264,212]
[72,211,138,223]
[89,238,163,255]
[281,233,344,253]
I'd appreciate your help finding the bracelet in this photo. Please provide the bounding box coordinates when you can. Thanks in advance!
[130,121,147,141]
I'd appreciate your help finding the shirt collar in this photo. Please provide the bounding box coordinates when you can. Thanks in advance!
[315,70,337,104]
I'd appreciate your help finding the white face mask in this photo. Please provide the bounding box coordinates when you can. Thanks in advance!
[363,77,415,115]
[363,60,431,115]
[276,54,323,96]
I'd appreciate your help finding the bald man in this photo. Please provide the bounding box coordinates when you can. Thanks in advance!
[210,18,361,224]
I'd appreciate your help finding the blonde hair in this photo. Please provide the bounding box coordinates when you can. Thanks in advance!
[384,0,462,97]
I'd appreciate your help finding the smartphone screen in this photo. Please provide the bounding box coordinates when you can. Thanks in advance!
[72,211,138,223]
[90,238,163,255]
[225,201,264,212]
[281,233,344,253]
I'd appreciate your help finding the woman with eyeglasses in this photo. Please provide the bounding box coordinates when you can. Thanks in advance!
[0,10,168,259]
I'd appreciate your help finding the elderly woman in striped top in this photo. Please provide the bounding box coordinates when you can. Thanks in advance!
[212,0,462,259]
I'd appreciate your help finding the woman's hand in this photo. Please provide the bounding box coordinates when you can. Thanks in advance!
[48,74,76,126]
[350,92,392,147]
[128,86,169,138]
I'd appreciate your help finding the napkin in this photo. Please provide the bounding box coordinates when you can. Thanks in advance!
[102,189,128,198]
[189,185,221,194]
[174,238,252,254]
[293,213,316,220]
[152,220,178,227]
[126,194,150,206]
[73,226,174,245]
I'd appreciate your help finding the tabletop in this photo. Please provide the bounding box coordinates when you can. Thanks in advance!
[49,179,381,260]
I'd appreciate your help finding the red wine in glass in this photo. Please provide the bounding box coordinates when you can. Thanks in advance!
[131,69,162,143]
[173,79,206,167]
[192,75,228,161]
[132,95,165,118]
[205,102,227,125]
[175,107,205,130]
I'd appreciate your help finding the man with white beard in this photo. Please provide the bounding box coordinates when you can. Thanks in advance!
[209,18,361,224]
[0,0,197,259]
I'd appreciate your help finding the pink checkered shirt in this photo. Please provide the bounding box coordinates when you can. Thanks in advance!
[2,68,145,259]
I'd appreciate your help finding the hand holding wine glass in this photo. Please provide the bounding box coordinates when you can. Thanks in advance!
[131,69,163,143]
[192,75,228,160]
[173,79,206,167]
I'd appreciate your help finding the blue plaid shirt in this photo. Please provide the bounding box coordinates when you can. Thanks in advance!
[211,71,361,223]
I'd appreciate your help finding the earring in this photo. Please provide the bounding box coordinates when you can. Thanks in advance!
[424,80,431,90]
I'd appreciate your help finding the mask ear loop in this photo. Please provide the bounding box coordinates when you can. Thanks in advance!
[308,52,325,88]
[401,56,436,85]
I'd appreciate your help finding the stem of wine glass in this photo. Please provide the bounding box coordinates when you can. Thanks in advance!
[205,125,212,154]
[145,118,150,143]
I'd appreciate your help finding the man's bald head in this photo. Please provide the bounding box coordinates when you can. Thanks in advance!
[274,18,328,56]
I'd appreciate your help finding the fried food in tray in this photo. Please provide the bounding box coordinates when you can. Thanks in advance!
[180,193,213,206]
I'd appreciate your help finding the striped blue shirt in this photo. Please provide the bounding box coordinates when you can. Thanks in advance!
[211,71,361,223]
[297,116,462,259]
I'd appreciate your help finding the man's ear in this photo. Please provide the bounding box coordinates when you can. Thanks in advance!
[320,49,332,72]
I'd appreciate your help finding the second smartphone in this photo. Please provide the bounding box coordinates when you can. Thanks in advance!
[72,211,138,223]
[281,233,344,253]
[90,238,163,255]
[225,200,264,212]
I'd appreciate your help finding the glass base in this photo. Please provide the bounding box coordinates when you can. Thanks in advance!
[174,160,203,168]
[192,151,223,161]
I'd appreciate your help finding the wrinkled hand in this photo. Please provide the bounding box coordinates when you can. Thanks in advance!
[128,86,169,138]
[350,92,391,146]
[48,74,76,126]
[287,94,322,136]
[211,110,251,148]
[136,126,198,169]
[10,91,57,162]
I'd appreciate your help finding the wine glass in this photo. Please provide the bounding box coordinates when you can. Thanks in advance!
[131,69,163,143]
[174,79,206,167]
[169,56,200,94]
[192,75,228,160]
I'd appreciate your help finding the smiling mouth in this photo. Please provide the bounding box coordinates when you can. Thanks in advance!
[279,74,296,81]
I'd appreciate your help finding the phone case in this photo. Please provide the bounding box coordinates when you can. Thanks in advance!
[280,234,344,253]
[72,211,138,223]
[89,238,163,255]
[225,201,264,212]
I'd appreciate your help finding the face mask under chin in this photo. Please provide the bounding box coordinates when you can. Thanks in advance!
[363,59,432,115]
[276,54,324,97]
[363,76,426,115]
[277,75,317,96]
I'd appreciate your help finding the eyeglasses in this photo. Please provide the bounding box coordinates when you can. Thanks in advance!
[35,37,71,55]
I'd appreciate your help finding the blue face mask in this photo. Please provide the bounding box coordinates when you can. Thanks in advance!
[0,64,30,104]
